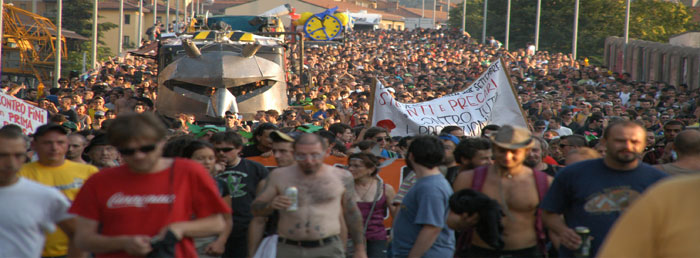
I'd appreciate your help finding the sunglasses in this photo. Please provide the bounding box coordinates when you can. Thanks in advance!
[375,137,391,142]
[215,147,235,153]
[118,144,157,156]
[225,116,235,119]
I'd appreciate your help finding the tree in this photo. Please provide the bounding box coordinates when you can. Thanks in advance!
[447,0,699,64]
[51,0,118,73]
[447,0,487,41]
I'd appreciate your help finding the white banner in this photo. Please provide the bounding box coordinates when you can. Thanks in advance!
[371,59,527,137]
[0,91,48,134]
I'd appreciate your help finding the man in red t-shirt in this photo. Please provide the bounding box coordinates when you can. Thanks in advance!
[70,113,231,257]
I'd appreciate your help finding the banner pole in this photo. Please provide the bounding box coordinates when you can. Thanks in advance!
[500,57,530,128]
[368,77,378,127]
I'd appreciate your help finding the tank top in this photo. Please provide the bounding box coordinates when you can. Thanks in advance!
[357,184,387,241]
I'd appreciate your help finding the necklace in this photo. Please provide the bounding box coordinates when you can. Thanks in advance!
[355,179,374,201]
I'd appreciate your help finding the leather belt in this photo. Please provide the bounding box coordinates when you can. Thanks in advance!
[278,235,340,248]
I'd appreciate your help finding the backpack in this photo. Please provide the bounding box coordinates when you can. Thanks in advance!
[454,166,550,257]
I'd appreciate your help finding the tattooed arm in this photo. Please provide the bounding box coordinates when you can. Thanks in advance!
[341,171,368,258]
[251,171,290,216]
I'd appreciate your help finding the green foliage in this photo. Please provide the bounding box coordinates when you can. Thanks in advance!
[64,41,115,74]
[51,0,118,73]
[447,0,699,63]
[447,0,487,41]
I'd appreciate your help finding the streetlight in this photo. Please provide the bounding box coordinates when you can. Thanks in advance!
[505,0,510,50]
[623,0,630,72]
[572,0,579,61]
[92,0,98,69]
[462,0,467,33]
[54,0,62,88]
[118,0,123,54]
[482,0,487,44]
[534,0,541,51]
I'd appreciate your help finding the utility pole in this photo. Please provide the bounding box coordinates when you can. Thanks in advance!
[175,0,179,32]
[623,0,630,72]
[534,0,541,51]
[153,0,158,26]
[31,0,36,13]
[166,0,170,33]
[54,0,62,88]
[481,0,487,44]
[91,0,98,69]
[184,0,188,29]
[572,0,579,61]
[422,0,425,18]
[461,0,466,33]
[138,0,143,46]
[118,0,124,54]
[447,0,450,19]
[505,0,510,49]
[433,0,436,28]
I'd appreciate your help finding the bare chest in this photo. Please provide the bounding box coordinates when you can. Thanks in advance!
[481,177,540,212]
[286,176,344,206]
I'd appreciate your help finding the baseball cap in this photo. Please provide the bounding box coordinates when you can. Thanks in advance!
[270,130,295,143]
[33,123,69,138]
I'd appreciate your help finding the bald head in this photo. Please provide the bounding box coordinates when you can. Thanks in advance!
[294,133,328,150]
[674,130,700,157]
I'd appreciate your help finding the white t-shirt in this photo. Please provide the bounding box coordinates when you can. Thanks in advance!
[0,177,73,258]
[618,91,631,106]
[554,126,574,136]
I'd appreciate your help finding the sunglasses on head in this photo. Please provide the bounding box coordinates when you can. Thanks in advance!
[215,147,235,153]
[118,144,157,156]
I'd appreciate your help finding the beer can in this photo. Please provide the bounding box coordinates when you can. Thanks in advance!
[575,226,591,257]
[285,186,298,212]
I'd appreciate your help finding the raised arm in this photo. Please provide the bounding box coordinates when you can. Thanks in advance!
[341,172,368,258]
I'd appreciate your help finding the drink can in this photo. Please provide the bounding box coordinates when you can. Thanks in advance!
[575,226,591,257]
[285,186,298,212]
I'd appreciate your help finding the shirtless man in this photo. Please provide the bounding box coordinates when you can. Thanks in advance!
[453,125,553,257]
[251,133,367,258]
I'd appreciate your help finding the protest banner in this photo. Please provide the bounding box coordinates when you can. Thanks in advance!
[0,91,47,134]
[371,59,528,136]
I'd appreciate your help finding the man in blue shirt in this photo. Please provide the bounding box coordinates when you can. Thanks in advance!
[542,121,667,257]
[392,136,455,257]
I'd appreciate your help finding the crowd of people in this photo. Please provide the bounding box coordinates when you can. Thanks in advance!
[1,27,700,258]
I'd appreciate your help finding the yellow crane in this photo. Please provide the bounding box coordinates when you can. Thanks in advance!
[2,3,66,93]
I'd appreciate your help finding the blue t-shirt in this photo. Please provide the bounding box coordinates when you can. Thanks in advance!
[541,159,667,257]
[392,174,455,258]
